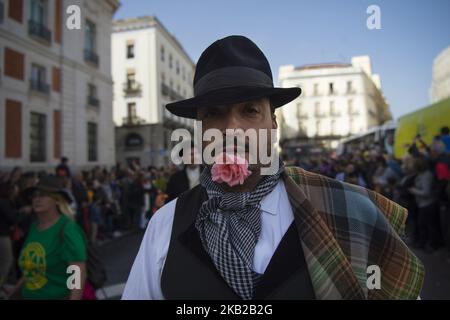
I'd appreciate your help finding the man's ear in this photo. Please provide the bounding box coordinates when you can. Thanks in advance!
[272,113,278,129]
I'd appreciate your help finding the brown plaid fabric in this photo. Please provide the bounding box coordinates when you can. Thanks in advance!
[284,166,425,299]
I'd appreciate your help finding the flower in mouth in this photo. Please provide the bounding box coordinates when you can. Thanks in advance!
[211,152,252,187]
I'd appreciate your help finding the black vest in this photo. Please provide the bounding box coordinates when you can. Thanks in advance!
[161,184,316,300]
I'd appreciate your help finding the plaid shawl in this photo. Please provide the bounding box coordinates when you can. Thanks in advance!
[284,166,425,299]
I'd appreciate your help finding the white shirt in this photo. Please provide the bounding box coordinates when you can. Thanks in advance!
[122,179,295,300]
[185,166,200,189]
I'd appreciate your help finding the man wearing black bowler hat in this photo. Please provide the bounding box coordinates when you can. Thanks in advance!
[123,35,424,300]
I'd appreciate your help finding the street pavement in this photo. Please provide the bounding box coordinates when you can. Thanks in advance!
[412,247,450,299]
[97,229,450,300]
[97,229,145,299]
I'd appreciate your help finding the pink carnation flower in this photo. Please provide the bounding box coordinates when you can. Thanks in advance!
[211,152,252,187]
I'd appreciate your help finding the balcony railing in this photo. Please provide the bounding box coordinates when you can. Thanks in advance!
[84,49,99,66]
[123,81,141,96]
[330,111,341,117]
[29,79,50,94]
[297,114,309,119]
[161,83,184,101]
[122,116,144,126]
[87,95,100,107]
[161,83,170,96]
[28,20,51,43]
[314,112,327,118]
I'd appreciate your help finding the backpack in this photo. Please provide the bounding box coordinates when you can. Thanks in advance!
[59,220,107,290]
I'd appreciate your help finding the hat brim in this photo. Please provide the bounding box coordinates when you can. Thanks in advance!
[165,86,301,119]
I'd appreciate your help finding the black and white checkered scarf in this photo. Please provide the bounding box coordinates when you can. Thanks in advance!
[195,161,284,299]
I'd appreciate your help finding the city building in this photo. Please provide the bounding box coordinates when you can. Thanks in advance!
[0,0,119,171]
[277,55,391,159]
[112,16,195,168]
[430,45,450,103]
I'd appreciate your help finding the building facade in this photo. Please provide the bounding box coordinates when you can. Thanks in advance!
[112,16,195,168]
[430,45,450,103]
[0,0,119,171]
[277,55,391,158]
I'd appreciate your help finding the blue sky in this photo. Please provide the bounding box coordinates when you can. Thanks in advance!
[114,0,450,120]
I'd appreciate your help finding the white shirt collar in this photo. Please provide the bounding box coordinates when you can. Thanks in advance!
[259,180,281,216]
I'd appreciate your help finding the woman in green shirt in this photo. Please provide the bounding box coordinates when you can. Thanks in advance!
[16,175,87,300]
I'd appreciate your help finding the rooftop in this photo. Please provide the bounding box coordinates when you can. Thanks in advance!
[295,63,352,71]
[112,16,194,66]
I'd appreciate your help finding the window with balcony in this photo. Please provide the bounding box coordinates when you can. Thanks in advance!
[329,82,334,95]
[161,83,169,96]
[331,120,337,136]
[315,102,324,117]
[87,83,99,107]
[348,99,358,115]
[347,81,354,94]
[169,54,173,69]
[87,122,97,162]
[124,70,141,96]
[316,120,321,136]
[313,83,319,96]
[128,102,136,118]
[349,118,356,134]
[30,64,49,94]
[30,112,46,162]
[330,100,339,116]
[126,44,135,59]
[84,20,98,66]
[297,103,307,119]
[123,102,143,125]
[160,45,165,62]
[29,0,51,43]
[176,60,180,75]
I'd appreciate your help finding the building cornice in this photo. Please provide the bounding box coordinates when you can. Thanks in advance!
[280,70,363,80]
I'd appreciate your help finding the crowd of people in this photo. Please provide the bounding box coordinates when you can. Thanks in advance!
[0,156,199,299]
[0,127,449,299]
[291,126,450,257]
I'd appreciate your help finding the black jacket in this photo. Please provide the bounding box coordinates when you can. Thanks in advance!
[166,168,190,203]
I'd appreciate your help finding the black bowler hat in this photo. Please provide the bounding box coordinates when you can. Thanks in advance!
[165,35,301,119]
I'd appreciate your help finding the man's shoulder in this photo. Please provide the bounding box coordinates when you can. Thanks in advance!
[143,198,178,246]
[286,166,360,192]
[152,198,178,223]
[286,165,377,196]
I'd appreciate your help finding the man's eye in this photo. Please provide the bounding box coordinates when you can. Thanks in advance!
[245,107,259,114]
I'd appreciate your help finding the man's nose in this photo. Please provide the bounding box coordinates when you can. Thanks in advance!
[221,112,243,133]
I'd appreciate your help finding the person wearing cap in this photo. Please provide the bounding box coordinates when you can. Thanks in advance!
[9,175,87,300]
[123,36,424,300]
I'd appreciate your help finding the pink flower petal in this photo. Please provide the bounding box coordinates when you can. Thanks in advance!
[211,152,252,187]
